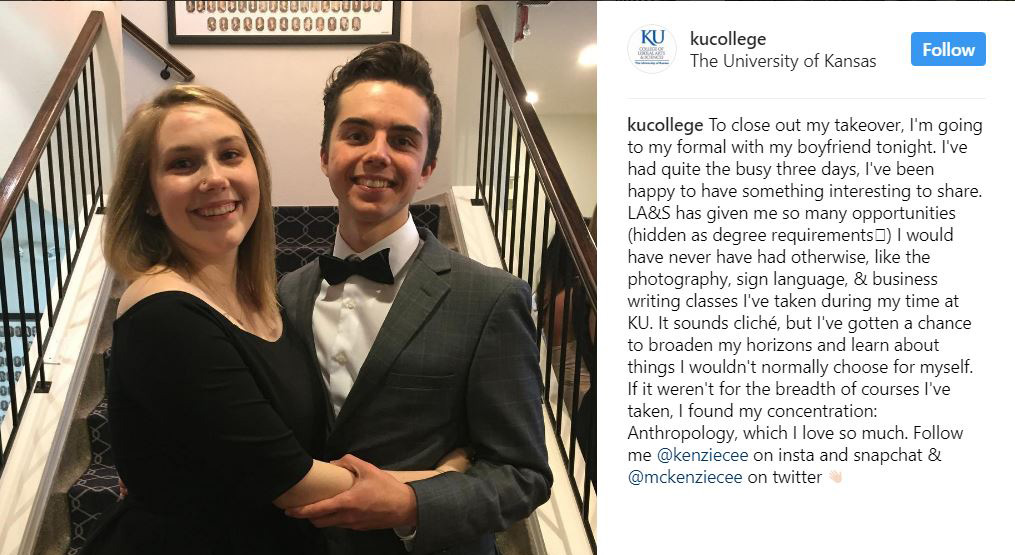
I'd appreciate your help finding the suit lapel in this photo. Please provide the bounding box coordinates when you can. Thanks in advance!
[286,260,337,426]
[329,231,451,440]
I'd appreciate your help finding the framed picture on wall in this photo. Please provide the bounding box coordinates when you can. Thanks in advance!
[167,1,400,45]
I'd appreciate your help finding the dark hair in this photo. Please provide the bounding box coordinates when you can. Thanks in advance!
[321,41,442,167]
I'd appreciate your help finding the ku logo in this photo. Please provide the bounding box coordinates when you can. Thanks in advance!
[641,29,665,46]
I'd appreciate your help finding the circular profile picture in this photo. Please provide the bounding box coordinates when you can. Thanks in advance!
[279,16,288,31]
[304,16,313,31]
[628,24,674,73]
[248,1,258,12]
[327,16,336,31]
[231,17,240,30]
[373,1,381,12]
[259,1,269,12]
[301,1,310,13]
[269,1,278,12]
[316,16,324,31]
[340,16,348,31]
[351,16,360,31]
[330,1,341,12]
[207,16,216,31]
[290,1,299,12]
[187,1,196,12]
[351,1,360,12]
[203,1,214,13]
[227,1,236,12]
[321,1,329,12]
[256,16,264,30]
[237,0,246,12]
[267,16,276,31]
[363,1,371,12]
[342,1,351,13]
[291,16,300,31]
[278,1,286,12]
[311,1,320,12]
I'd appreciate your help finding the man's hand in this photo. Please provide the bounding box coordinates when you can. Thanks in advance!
[285,454,418,530]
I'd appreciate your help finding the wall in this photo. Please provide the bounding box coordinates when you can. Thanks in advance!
[120,0,464,206]
[540,114,597,216]
[0,1,124,179]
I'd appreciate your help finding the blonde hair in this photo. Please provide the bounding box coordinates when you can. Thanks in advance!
[103,85,276,310]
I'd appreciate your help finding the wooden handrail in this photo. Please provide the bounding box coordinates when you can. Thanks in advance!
[122,16,194,81]
[0,11,104,237]
[475,5,597,309]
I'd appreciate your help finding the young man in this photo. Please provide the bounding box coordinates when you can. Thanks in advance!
[278,42,551,554]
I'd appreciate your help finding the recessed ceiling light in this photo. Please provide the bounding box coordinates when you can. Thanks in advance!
[526,91,539,104]
[578,44,597,67]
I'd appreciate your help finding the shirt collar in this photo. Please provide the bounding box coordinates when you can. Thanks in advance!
[333,216,421,277]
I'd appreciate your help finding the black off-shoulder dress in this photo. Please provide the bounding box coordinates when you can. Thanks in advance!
[83,292,329,555]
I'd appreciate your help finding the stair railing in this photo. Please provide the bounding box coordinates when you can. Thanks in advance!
[473,5,597,551]
[0,10,108,477]
[121,15,195,81]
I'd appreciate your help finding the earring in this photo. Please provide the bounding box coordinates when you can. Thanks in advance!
[145,206,159,216]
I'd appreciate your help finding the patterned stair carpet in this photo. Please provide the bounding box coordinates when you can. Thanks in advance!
[66,399,118,555]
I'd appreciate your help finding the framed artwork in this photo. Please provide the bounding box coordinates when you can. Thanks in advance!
[167,1,400,45]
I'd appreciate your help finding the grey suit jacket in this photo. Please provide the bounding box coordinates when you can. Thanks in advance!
[277,229,551,555]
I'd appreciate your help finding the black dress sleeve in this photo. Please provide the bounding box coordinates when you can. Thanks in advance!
[113,293,312,504]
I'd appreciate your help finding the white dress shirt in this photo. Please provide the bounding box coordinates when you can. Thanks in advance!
[313,216,422,416]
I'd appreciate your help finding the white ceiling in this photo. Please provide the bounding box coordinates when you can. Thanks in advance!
[511,1,596,116]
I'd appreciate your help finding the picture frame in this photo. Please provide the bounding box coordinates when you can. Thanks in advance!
[167,1,400,45]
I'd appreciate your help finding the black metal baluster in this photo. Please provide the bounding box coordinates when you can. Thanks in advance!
[82,65,98,210]
[10,210,33,394]
[526,176,540,286]
[499,117,514,260]
[493,93,508,242]
[516,152,531,284]
[54,127,72,288]
[472,47,489,205]
[0,241,20,429]
[555,238,572,431]
[508,128,521,274]
[47,144,65,290]
[35,167,54,324]
[73,83,89,220]
[485,78,498,216]
[21,194,42,385]
[64,105,82,245]
[89,54,104,210]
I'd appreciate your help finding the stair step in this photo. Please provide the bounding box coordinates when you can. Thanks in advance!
[66,462,119,551]
[85,399,114,466]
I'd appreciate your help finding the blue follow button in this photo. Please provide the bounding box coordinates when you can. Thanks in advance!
[911,32,986,66]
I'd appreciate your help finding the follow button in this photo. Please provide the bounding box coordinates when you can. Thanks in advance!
[911,32,986,66]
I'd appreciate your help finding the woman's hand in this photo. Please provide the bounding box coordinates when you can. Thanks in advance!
[435,447,472,474]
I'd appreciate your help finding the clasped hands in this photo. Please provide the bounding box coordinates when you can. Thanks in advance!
[284,448,471,530]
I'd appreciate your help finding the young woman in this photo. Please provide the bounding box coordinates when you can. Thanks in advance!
[84,85,466,555]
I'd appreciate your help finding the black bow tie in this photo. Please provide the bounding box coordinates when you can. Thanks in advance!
[319,249,395,285]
